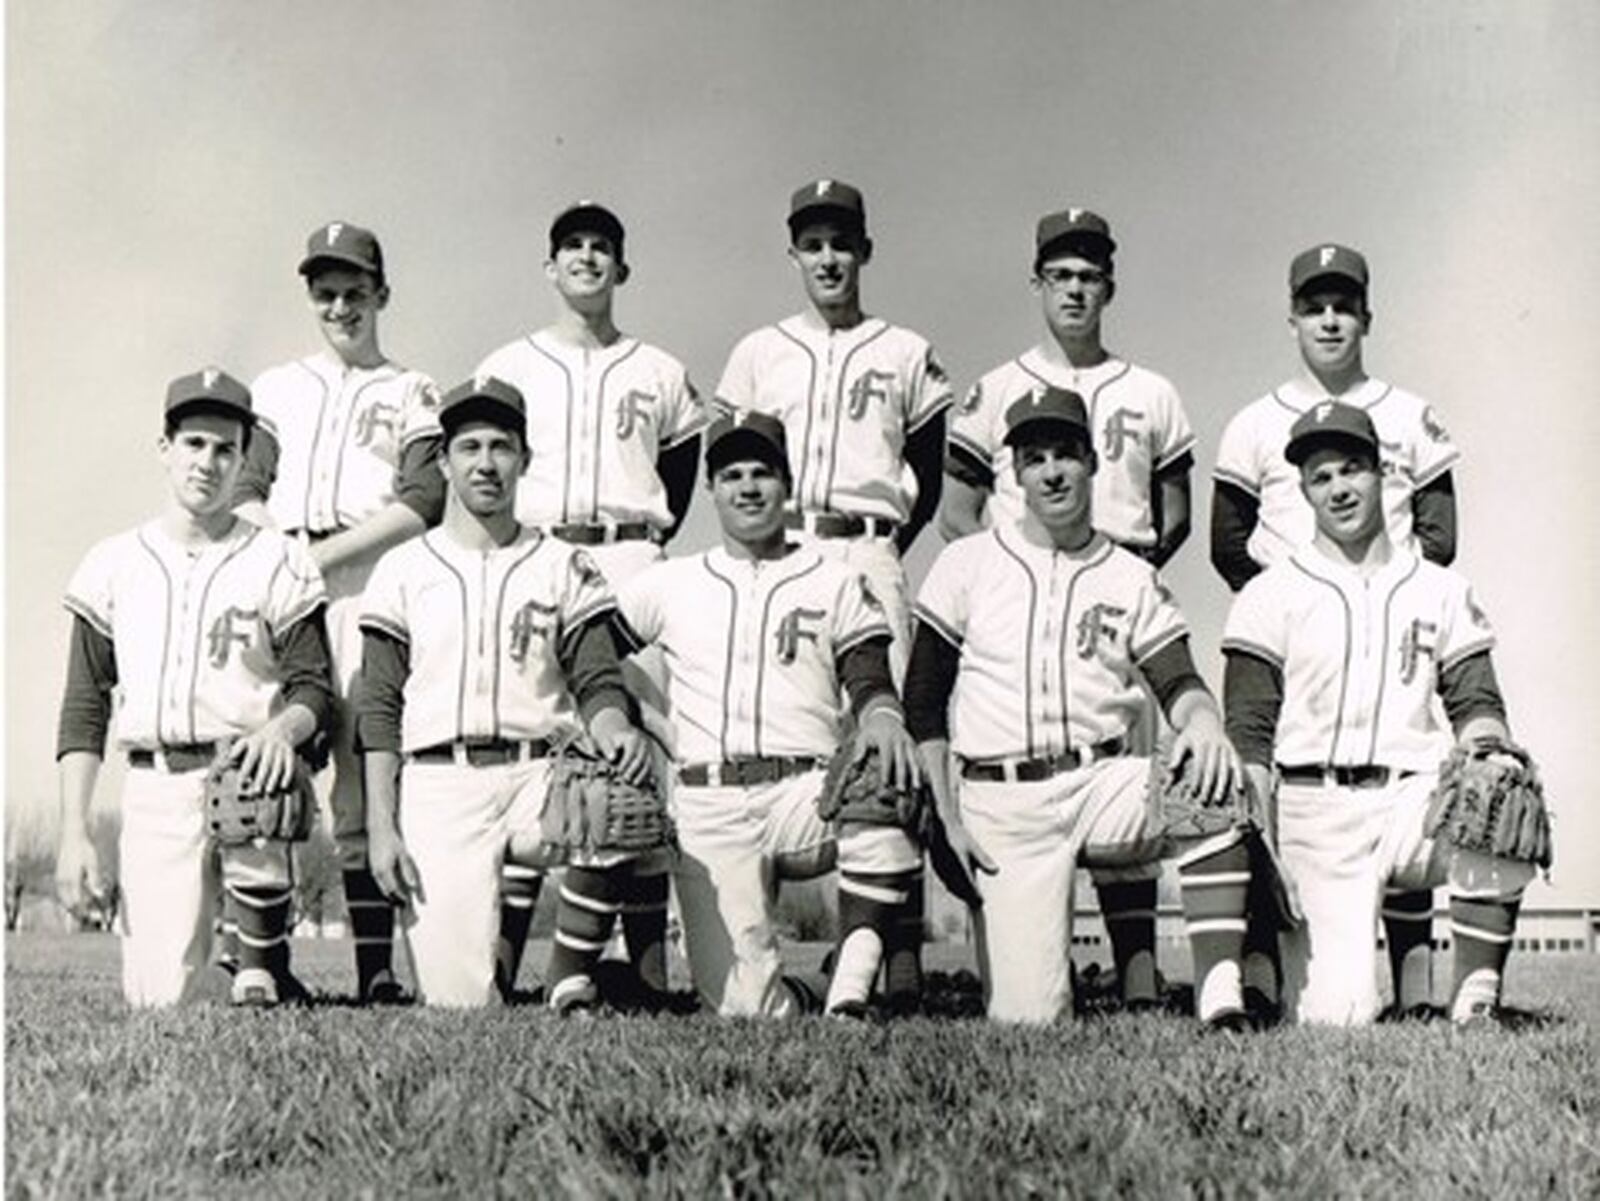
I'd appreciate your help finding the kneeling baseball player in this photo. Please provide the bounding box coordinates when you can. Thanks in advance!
[906,387,1257,1027]
[613,411,927,1018]
[1222,401,1544,1026]
[356,377,665,1009]
[55,369,335,1007]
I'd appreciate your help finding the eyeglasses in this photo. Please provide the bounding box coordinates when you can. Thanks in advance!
[1038,266,1109,290]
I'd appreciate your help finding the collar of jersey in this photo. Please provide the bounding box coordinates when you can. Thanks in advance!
[1291,536,1417,590]
[1020,344,1124,384]
[1007,513,1111,562]
[705,541,819,575]
[782,310,883,342]
[307,350,397,380]
[1276,374,1389,412]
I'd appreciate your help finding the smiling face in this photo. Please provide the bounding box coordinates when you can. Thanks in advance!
[1033,248,1114,341]
[788,218,870,313]
[1291,285,1370,378]
[441,420,528,518]
[710,457,790,547]
[306,265,388,363]
[1299,442,1383,547]
[160,411,247,518]
[1012,428,1096,535]
[545,229,626,310]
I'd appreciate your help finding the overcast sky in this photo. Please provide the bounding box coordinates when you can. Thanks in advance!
[8,2,1597,903]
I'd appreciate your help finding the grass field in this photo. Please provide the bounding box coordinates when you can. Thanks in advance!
[7,934,1599,1200]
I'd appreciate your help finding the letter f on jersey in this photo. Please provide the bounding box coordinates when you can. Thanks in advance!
[207,608,261,667]
[775,607,826,664]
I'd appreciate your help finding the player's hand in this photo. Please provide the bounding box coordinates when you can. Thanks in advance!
[229,724,298,793]
[55,828,108,921]
[368,822,422,905]
[853,707,923,792]
[1168,706,1243,803]
[926,809,997,910]
[588,707,653,787]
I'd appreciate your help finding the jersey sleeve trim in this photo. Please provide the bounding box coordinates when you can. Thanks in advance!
[912,604,963,649]
[63,594,113,639]
[947,429,995,470]
[358,613,410,644]
[1154,434,1197,473]
[905,392,954,435]
[1412,453,1460,490]
[1212,465,1261,497]
[558,598,621,657]
[1131,623,1187,666]
[1440,634,1495,673]
[1220,636,1284,671]
[834,621,894,658]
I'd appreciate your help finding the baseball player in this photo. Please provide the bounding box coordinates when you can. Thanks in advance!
[473,201,703,995]
[235,221,444,1004]
[1212,244,1461,1016]
[355,376,660,1010]
[1222,401,1532,1025]
[942,208,1196,1009]
[905,387,1254,1027]
[613,411,926,1018]
[55,369,335,1007]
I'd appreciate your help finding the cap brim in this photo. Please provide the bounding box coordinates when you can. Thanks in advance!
[298,251,382,278]
[787,203,866,236]
[166,398,256,428]
[441,397,526,438]
[550,207,625,252]
[1284,429,1378,466]
[1035,231,1116,268]
[1003,415,1092,450]
[706,429,789,475]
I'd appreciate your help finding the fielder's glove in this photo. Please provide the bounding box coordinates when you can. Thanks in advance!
[816,744,928,837]
[204,746,315,846]
[541,739,673,857]
[1146,754,1251,842]
[1425,738,1553,869]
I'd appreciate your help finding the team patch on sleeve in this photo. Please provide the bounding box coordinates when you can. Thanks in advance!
[1422,405,1451,443]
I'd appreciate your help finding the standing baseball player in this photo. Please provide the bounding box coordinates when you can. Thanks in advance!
[1212,244,1461,1016]
[55,369,334,1007]
[1221,401,1532,1025]
[473,201,702,996]
[941,208,1197,1010]
[235,221,445,1004]
[356,376,663,1009]
[613,411,927,1018]
[906,387,1254,1027]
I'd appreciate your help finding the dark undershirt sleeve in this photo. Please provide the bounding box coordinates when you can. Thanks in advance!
[1138,637,1208,716]
[355,629,408,753]
[944,442,995,490]
[1149,454,1194,570]
[56,617,119,759]
[234,424,280,506]
[656,437,701,543]
[560,615,637,726]
[1412,472,1458,566]
[1439,649,1507,731]
[1210,480,1262,593]
[900,415,946,552]
[904,620,961,743]
[395,435,446,526]
[836,636,898,719]
[275,610,336,736]
[1223,650,1284,768]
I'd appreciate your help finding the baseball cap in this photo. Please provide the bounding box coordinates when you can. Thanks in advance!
[297,221,385,281]
[165,367,254,428]
[787,179,867,238]
[705,410,791,477]
[1289,243,1369,296]
[1035,208,1116,271]
[1003,387,1091,449]
[439,375,527,442]
[1284,400,1380,465]
[549,201,626,263]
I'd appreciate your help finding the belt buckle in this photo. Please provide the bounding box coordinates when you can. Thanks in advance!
[706,763,724,788]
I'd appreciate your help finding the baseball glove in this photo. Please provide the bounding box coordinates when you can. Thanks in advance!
[540,740,672,857]
[1146,755,1252,842]
[816,745,928,837]
[1424,738,1553,869]
[204,748,315,846]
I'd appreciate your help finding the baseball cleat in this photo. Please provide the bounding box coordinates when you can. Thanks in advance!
[549,974,599,1016]
[361,969,409,1006]
[230,968,280,1009]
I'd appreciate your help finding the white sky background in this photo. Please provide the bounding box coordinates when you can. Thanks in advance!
[7,3,1597,903]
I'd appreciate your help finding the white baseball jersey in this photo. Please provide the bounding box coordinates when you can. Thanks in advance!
[1214,376,1459,567]
[474,332,704,531]
[1222,546,1494,771]
[251,352,443,533]
[359,528,616,752]
[64,520,327,748]
[615,546,891,763]
[715,313,953,523]
[948,349,1194,548]
[914,520,1187,761]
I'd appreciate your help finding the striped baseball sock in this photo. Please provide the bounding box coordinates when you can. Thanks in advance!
[342,867,397,998]
[217,913,242,973]
[1096,878,1160,1007]
[1177,836,1251,1025]
[1383,887,1436,1012]
[224,884,291,979]
[882,868,927,1014]
[495,863,545,999]
[826,868,920,1015]
[619,867,670,995]
[546,866,625,1011]
[1448,893,1521,1022]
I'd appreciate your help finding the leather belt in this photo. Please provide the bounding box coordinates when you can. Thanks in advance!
[408,739,554,767]
[1278,764,1414,789]
[549,522,656,545]
[785,511,900,540]
[128,744,220,773]
[961,739,1126,783]
[678,757,822,787]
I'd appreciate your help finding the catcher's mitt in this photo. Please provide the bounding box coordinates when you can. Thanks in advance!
[540,740,672,857]
[1425,738,1553,869]
[1146,755,1251,842]
[816,745,928,837]
[204,747,315,846]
